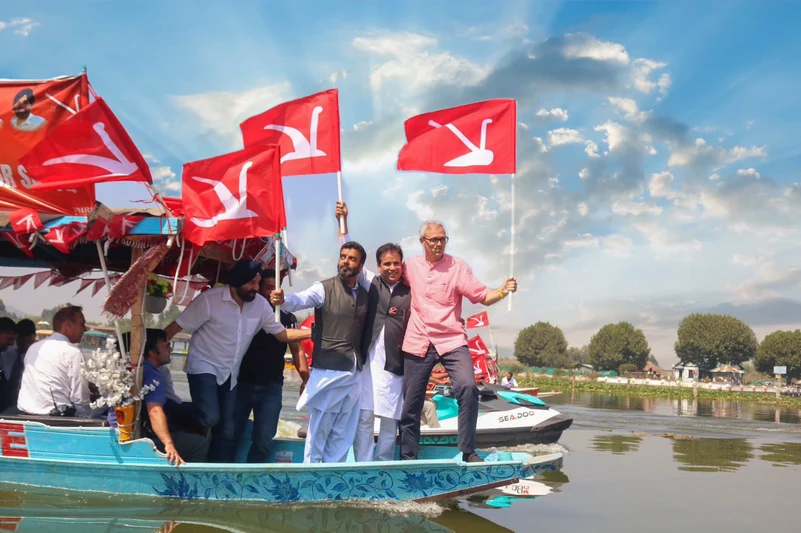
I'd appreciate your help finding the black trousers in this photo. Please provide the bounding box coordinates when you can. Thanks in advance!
[399,343,478,459]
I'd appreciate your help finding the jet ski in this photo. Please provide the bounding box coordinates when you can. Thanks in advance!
[415,383,573,448]
[296,383,572,448]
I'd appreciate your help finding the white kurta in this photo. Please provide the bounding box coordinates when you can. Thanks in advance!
[282,281,362,463]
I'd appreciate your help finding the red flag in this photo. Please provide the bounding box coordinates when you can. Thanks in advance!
[107,214,144,239]
[45,222,86,253]
[75,278,94,295]
[162,196,184,217]
[299,315,315,367]
[0,74,95,215]
[465,311,490,329]
[181,144,286,247]
[33,271,51,288]
[468,335,491,378]
[21,97,152,191]
[2,232,33,257]
[8,208,43,235]
[12,274,33,290]
[398,99,516,175]
[240,89,341,176]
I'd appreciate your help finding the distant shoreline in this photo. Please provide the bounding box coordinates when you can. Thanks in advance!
[519,376,801,409]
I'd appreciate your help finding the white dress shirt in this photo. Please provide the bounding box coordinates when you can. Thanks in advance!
[17,333,90,415]
[502,376,518,388]
[283,281,362,414]
[176,285,286,390]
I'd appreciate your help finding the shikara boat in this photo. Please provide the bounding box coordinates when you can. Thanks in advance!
[0,415,563,504]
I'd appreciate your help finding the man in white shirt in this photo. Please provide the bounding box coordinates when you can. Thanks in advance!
[17,305,102,418]
[270,241,370,463]
[164,259,310,463]
[501,372,518,389]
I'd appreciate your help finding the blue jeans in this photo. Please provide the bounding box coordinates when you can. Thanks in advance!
[233,381,283,463]
[187,373,237,463]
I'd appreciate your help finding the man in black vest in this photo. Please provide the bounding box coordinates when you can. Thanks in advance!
[233,268,309,463]
[270,241,369,463]
[336,201,412,461]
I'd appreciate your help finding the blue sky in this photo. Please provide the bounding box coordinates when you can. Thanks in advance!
[2,1,801,366]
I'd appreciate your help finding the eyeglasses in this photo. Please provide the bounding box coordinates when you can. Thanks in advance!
[422,236,449,245]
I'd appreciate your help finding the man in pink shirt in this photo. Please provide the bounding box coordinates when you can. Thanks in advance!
[400,220,517,462]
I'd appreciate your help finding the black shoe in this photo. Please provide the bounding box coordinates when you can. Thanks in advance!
[463,452,484,463]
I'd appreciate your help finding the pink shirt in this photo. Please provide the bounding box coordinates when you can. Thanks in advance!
[401,254,489,357]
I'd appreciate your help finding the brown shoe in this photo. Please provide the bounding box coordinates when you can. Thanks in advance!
[463,452,484,463]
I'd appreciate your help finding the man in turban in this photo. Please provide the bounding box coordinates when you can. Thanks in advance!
[165,259,311,463]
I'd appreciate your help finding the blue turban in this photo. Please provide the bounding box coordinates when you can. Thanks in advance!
[226,260,263,288]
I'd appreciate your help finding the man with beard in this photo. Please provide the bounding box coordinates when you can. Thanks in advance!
[10,89,46,132]
[165,259,311,463]
[270,241,369,463]
[334,201,411,462]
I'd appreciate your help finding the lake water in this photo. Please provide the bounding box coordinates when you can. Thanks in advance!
[1,373,799,532]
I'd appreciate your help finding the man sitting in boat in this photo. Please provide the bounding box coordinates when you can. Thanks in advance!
[137,328,209,465]
[17,305,105,418]
[334,201,411,462]
[164,260,311,463]
[269,241,369,463]
[399,221,518,463]
[232,268,308,463]
[501,372,519,389]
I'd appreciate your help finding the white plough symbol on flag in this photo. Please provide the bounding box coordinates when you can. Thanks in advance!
[428,118,494,167]
[264,106,327,164]
[43,123,137,177]
[190,162,258,228]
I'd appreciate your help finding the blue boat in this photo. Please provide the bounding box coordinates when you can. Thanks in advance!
[0,417,563,504]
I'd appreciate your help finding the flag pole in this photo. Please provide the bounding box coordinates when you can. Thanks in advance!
[508,101,518,312]
[274,234,282,321]
[487,321,497,356]
[336,171,345,235]
[507,172,515,312]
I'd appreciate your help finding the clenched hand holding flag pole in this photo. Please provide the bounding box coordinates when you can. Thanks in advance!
[397,98,518,310]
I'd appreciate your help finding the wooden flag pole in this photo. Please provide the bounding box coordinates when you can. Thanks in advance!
[507,172,515,312]
[337,171,346,235]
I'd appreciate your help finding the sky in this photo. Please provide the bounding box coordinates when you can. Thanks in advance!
[2,1,801,367]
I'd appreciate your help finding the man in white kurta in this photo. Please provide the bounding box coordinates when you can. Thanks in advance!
[337,202,409,462]
[272,241,369,463]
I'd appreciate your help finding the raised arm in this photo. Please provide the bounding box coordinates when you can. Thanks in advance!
[336,201,375,290]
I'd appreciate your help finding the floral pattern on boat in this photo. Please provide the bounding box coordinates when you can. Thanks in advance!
[151,459,560,502]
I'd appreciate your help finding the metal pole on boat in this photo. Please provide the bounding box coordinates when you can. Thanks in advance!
[275,235,282,321]
[95,241,126,359]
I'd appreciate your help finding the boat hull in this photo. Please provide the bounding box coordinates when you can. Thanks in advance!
[420,414,574,447]
[0,420,563,504]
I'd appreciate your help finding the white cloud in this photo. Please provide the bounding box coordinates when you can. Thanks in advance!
[172,82,293,145]
[352,31,486,104]
[0,18,39,37]
[532,137,550,153]
[612,200,662,216]
[584,140,600,158]
[578,202,589,216]
[631,58,671,96]
[579,168,589,180]
[608,97,649,124]
[667,138,767,168]
[562,33,630,64]
[594,121,655,155]
[635,223,703,256]
[563,233,599,250]
[328,69,349,85]
[737,168,761,179]
[648,171,684,200]
[601,234,634,257]
[731,254,764,267]
[536,108,569,122]
[547,128,584,146]
[151,166,179,193]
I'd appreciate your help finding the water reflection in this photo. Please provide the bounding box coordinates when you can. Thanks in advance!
[669,437,754,473]
[0,487,456,533]
[759,442,801,466]
[591,434,643,455]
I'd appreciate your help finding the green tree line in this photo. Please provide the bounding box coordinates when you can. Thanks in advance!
[513,313,800,380]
